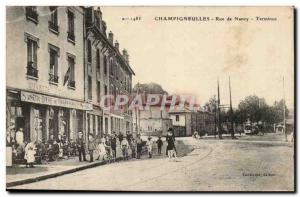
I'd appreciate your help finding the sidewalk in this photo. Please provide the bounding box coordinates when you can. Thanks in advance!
[7,145,125,188]
[7,156,114,188]
[7,139,194,188]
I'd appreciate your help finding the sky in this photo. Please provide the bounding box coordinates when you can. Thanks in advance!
[101,6,294,108]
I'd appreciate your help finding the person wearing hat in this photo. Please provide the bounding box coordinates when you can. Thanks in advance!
[76,131,87,162]
[156,136,163,155]
[136,134,143,159]
[120,137,129,160]
[88,134,96,162]
[166,128,177,161]
[146,136,153,158]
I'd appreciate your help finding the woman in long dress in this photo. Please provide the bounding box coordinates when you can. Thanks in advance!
[24,141,36,167]
[166,129,177,161]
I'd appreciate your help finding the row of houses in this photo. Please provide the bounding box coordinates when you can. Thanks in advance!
[6,6,135,143]
[132,95,215,137]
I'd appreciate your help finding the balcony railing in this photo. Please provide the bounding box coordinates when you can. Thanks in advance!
[48,21,59,34]
[49,73,59,83]
[27,62,38,78]
[67,31,75,42]
[68,80,76,88]
[26,7,38,24]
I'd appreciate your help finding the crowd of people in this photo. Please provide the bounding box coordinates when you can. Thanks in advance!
[7,128,179,167]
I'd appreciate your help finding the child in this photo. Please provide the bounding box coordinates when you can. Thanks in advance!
[146,137,153,158]
[156,137,163,155]
[24,141,36,168]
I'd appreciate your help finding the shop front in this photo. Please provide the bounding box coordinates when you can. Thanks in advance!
[86,105,103,139]
[6,89,92,145]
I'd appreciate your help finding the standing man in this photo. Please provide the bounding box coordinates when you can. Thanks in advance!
[76,131,87,162]
[111,133,117,161]
[146,136,153,158]
[136,134,143,159]
[156,136,163,155]
[88,134,96,162]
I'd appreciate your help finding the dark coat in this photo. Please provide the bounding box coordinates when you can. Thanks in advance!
[166,135,175,150]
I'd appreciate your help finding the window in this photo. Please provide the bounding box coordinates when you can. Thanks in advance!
[96,48,100,75]
[176,115,179,122]
[67,10,75,42]
[104,55,107,75]
[88,76,92,100]
[104,85,108,106]
[48,44,59,83]
[104,85,108,95]
[26,38,38,78]
[49,7,59,34]
[87,39,92,63]
[98,116,103,136]
[110,59,113,76]
[97,81,101,103]
[66,55,75,88]
[26,6,38,24]
[116,63,119,80]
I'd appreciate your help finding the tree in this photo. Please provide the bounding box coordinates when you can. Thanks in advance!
[272,99,289,123]
[204,96,217,113]
[237,95,270,123]
[132,82,168,95]
[235,95,289,125]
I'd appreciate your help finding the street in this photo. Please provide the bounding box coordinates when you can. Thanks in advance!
[10,134,294,191]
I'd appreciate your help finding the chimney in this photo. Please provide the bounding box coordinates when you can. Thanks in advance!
[96,7,102,19]
[108,31,113,44]
[122,49,129,63]
[115,40,119,50]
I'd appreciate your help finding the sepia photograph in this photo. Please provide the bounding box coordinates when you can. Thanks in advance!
[5,6,295,192]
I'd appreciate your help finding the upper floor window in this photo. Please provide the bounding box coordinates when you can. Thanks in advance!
[67,9,75,43]
[110,59,113,76]
[96,48,100,74]
[116,63,119,80]
[97,81,101,103]
[48,44,60,84]
[49,7,59,34]
[25,33,39,79]
[64,54,75,89]
[104,55,107,75]
[88,76,92,100]
[176,115,179,122]
[87,39,92,63]
[25,6,38,24]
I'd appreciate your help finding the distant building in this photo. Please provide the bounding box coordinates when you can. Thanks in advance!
[169,108,215,137]
[133,105,172,137]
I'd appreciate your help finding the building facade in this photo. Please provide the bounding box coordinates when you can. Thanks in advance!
[84,7,135,138]
[133,105,172,137]
[6,6,92,143]
[169,108,215,137]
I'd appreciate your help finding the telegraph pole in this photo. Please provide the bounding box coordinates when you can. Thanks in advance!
[229,76,235,139]
[214,95,217,139]
[217,80,222,139]
[283,77,287,141]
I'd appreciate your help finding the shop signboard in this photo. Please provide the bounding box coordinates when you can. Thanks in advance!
[20,91,93,111]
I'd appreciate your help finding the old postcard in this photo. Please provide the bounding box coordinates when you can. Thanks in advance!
[6,6,294,192]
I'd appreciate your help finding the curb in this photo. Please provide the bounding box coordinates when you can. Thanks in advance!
[7,157,124,188]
